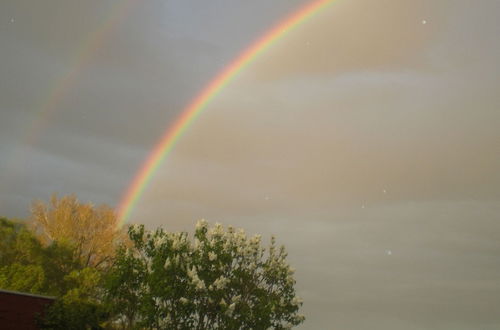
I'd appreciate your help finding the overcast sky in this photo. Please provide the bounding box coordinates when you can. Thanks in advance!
[1,0,499,328]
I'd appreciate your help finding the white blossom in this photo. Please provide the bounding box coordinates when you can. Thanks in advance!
[223,240,231,252]
[196,219,208,231]
[250,234,261,245]
[187,266,198,280]
[291,297,303,306]
[153,235,167,248]
[294,314,305,322]
[208,251,217,261]
[130,223,141,234]
[210,222,224,237]
[213,275,229,290]
[196,279,206,291]
[236,229,246,242]
[187,266,205,290]
[172,237,180,250]
[226,303,236,316]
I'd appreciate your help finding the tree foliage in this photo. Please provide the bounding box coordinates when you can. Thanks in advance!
[1,196,306,329]
[31,194,125,268]
[0,217,29,265]
[106,220,305,329]
[0,217,56,294]
[37,267,110,330]
[0,217,109,328]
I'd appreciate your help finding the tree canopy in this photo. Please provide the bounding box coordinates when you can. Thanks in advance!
[31,194,125,268]
[0,217,110,329]
[106,220,305,329]
[1,195,305,329]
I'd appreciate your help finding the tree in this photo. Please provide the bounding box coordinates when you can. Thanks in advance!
[37,267,110,330]
[0,217,29,266]
[0,217,84,296]
[0,217,48,294]
[0,217,110,328]
[31,194,125,269]
[106,220,305,329]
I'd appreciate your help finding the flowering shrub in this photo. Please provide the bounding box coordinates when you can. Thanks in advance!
[106,220,304,329]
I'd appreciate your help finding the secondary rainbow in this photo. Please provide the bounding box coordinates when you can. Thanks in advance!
[6,0,140,180]
[117,0,336,225]
[24,0,140,147]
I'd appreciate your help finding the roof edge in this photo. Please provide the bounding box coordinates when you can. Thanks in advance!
[0,288,55,300]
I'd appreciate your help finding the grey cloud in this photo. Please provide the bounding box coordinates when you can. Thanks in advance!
[129,2,500,328]
[248,0,451,81]
[1,0,499,329]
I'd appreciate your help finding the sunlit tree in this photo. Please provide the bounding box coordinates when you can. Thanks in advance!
[31,194,125,268]
[106,220,305,329]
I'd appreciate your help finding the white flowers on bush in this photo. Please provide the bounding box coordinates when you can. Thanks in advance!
[130,223,141,235]
[209,222,224,237]
[164,257,171,269]
[212,275,229,290]
[187,266,206,291]
[291,297,303,307]
[112,220,305,329]
[208,251,217,261]
[153,234,167,249]
[195,219,208,231]
[226,303,236,316]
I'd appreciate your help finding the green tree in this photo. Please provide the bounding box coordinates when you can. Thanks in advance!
[0,263,46,293]
[0,217,42,266]
[0,217,81,296]
[37,267,110,330]
[0,217,48,294]
[0,217,109,328]
[0,217,27,265]
[106,220,305,329]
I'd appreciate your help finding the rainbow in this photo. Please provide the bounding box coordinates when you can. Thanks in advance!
[117,0,336,225]
[23,0,140,148]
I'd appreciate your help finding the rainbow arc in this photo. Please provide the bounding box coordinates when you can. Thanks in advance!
[117,0,336,225]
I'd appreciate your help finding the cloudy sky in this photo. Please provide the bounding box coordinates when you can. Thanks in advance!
[1,0,499,328]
